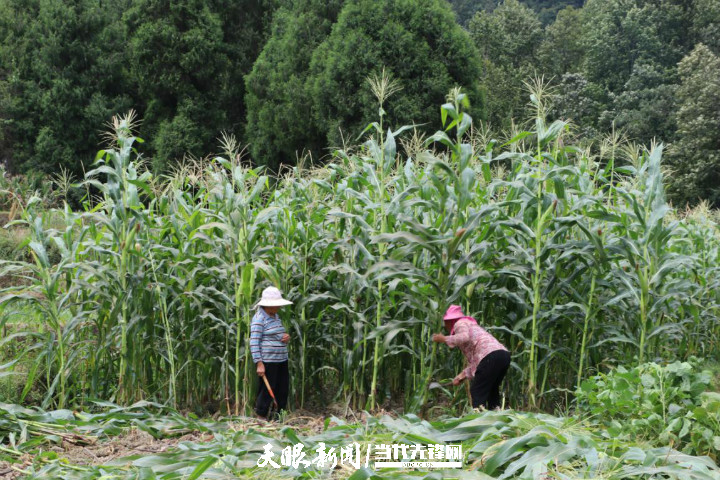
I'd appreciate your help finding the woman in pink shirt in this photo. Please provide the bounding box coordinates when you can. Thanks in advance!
[432,305,511,410]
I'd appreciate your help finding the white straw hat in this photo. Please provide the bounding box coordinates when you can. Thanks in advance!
[256,286,293,307]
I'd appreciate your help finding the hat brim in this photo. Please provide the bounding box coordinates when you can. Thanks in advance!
[443,314,464,321]
[257,299,293,307]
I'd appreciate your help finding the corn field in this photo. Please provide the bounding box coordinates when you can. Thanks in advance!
[1,85,719,417]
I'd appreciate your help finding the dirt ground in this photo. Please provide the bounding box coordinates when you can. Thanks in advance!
[0,429,209,479]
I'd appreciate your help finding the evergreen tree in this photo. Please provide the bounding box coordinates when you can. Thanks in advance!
[448,0,583,26]
[692,0,720,54]
[551,72,603,140]
[0,0,131,174]
[611,61,677,144]
[124,0,276,169]
[307,0,483,152]
[582,0,692,93]
[581,0,695,147]
[245,0,343,171]
[528,0,583,25]
[448,0,497,26]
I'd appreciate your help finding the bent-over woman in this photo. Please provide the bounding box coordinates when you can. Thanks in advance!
[432,304,511,410]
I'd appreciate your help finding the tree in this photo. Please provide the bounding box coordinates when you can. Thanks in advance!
[469,0,542,128]
[692,0,720,54]
[611,61,677,144]
[582,0,692,93]
[667,44,720,207]
[307,0,484,151]
[537,6,585,77]
[0,0,131,175]
[245,0,344,172]
[531,0,583,25]
[124,0,277,169]
[449,0,583,26]
[551,73,603,140]
[448,0,497,26]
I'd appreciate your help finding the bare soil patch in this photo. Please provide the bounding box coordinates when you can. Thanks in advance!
[0,429,211,479]
[50,429,212,467]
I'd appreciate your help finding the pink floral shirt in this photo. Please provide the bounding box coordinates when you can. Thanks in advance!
[445,317,507,379]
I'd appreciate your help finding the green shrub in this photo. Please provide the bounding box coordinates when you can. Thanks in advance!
[0,228,25,263]
[577,359,720,460]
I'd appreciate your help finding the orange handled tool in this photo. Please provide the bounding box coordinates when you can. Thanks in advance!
[262,375,278,417]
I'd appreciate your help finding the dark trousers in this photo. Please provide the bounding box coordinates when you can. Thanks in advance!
[255,361,289,419]
[470,349,511,410]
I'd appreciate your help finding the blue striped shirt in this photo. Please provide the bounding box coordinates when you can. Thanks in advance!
[250,307,288,363]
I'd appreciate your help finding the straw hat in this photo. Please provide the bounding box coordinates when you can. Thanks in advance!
[257,287,293,307]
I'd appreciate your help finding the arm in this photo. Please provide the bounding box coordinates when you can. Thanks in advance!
[447,322,474,383]
[250,313,264,365]
[452,371,467,385]
[445,321,470,349]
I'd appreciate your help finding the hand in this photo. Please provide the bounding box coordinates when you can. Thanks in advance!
[432,333,446,344]
[281,333,290,344]
[452,372,466,386]
[257,361,265,377]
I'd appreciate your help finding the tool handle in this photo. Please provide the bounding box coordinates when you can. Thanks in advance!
[262,375,278,407]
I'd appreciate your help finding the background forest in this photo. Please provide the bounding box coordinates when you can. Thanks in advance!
[0,0,719,207]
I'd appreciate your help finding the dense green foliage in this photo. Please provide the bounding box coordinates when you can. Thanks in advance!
[306,0,483,155]
[449,0,583,25]
[244,0,344,172]
[668,44,720,206]
[470,0,720,206]
[523,0,584,23]
[124,0,276,170]
[0,0,131,175]
[0,0,276,174]
[536,5,584,76]
[469,0,542,126]
[2,0,720,206]
[578,359,720,460]
[246,0,483,171]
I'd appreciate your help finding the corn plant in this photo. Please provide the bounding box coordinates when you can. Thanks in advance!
[2,81,720,414]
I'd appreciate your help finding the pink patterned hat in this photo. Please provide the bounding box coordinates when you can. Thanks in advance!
[443,305,465,321]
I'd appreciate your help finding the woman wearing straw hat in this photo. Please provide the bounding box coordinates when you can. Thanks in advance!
[432,305,511,410]
[250,286,293,420]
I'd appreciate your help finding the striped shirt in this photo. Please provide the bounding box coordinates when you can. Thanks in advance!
[445,317,508,379]
[250,307,288,364]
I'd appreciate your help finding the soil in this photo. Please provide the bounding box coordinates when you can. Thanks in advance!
[0,429,211,479]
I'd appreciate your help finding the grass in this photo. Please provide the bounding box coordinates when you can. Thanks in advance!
[0,226,28,265]
[0,303,46,405]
